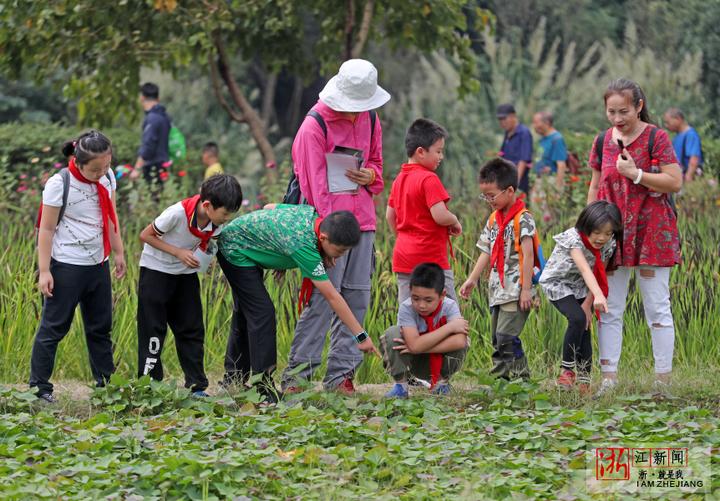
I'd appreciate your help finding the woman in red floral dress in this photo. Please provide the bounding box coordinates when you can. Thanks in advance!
[587,79,682,393]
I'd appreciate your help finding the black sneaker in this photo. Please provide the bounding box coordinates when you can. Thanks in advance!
[37,393,56,404]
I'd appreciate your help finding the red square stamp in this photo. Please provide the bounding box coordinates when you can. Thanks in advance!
[596,447,631,481]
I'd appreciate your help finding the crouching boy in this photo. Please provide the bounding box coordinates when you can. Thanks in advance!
[137,174,242,396]
[380,263,469,397]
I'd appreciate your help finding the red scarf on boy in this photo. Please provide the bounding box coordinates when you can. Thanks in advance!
[298,217,324,313]
[180,195,216,251]
[420,300,447,388]
[578,231,609,320]
[68,157,118,259]
[489,198,526,288]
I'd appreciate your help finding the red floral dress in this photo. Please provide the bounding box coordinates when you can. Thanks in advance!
[589,126,681,268]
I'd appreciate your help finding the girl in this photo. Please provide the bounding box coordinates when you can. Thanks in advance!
[539,201,622,392]
[31,130,126,403]
[587,79,682,393]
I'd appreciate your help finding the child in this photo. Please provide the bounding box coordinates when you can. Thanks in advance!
[380,263,469,398]
[202,142,224,180]
[386,118,461,304]
[137,174,242,397]
[539,200,621,391]
[459,158,537,380]
[217,205,381,403]
[31,130,126,403]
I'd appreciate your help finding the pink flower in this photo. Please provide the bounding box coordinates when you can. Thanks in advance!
[543,212,552,223]
[54,162,63,169]
[253,204,262,210]
[16,185,27,193]
[242,199,250,206]
[19,174,28,179]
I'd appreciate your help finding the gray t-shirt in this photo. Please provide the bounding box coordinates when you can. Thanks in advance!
[539,227,616,301]
[477,211,537,307]
[398,297,462,332]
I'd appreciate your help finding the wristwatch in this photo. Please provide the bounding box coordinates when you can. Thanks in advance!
[353,331,369,344]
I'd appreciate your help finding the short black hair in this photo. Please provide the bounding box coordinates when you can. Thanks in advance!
[199,174,242,212]
[61,130,112,165]
[319,211,361,247]
[405,118,448,158]
[203,141,219,156]
[409,263,445,294]
[140,82,159,99]
[575,200,623,238]
[478,157,518,190]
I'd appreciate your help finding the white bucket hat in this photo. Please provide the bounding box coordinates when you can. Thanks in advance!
[319,59,391,112]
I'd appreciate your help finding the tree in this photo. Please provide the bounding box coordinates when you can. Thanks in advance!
[1,0,488,168]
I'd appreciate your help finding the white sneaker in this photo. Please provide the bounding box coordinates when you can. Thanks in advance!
[596,378,617,396]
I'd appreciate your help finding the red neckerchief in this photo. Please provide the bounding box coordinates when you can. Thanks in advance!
[298,217,324,313]
[489,198,526,288]
[420,300,447,388]
[67,157,118,259]
[180,195,217,251]
[578,231,609,320]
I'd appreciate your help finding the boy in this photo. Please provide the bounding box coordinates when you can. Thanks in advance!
[217,204,381,403]
[459,158,537,380]
[380,263,469,398]
[137,174,242,396]
[386,118,461,304]
[202,141,224,180]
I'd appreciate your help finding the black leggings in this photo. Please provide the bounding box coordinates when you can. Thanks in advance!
[551,296,592,383]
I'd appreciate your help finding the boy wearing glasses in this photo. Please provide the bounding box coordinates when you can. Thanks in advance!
[459,158,537,380]
[386,118,462,305]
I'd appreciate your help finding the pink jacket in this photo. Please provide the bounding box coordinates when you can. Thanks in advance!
[291,100,384,231]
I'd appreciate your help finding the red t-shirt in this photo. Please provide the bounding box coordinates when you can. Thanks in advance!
[388,163,451,273]
[589,126,681,267]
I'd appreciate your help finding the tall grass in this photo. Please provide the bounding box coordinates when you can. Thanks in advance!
[0,175,718,386]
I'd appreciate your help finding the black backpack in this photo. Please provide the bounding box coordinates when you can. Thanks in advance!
[594,126,676,215]
[282,109,377,204]
[36,168,114,230]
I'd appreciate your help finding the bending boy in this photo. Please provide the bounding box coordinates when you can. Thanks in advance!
[217,204,380,402]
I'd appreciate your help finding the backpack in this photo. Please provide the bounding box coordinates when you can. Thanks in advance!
[282,109,377,205]
[566,151,582,175]
[594,126,676,214]
[488,209,546,286]
[35,168,114,232]
[168,125,186,163]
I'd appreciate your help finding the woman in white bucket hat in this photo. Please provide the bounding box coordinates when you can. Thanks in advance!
[278,59,390,394]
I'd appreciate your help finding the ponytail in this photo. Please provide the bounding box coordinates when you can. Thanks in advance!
[61,130,112,166]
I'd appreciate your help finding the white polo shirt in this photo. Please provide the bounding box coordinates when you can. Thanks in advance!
[42,169,116,266]
[139,201,222,275]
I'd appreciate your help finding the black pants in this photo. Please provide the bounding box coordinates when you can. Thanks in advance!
[217,252,277,383]
[551,296,592,383]
[137,267,208,391]
[29,259,115,395]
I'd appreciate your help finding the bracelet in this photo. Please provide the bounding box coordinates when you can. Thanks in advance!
[633,169,643,185]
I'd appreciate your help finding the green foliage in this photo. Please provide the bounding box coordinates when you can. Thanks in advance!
[0,381,718,498]
[0,0,484,126]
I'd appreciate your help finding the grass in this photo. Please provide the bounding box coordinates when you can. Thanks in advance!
[0,173,718,499]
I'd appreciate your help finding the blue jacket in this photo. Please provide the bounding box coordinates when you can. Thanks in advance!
[139,104,171,166]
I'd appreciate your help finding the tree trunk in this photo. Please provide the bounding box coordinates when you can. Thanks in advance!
[212,33,277,171]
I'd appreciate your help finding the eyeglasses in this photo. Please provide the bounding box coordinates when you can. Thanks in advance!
[479,188,509,203]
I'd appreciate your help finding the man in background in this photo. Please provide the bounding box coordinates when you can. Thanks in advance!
[532,111,568,190]
[497,103,533,194]
[663,107,703,183]
[130,82,171,186]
